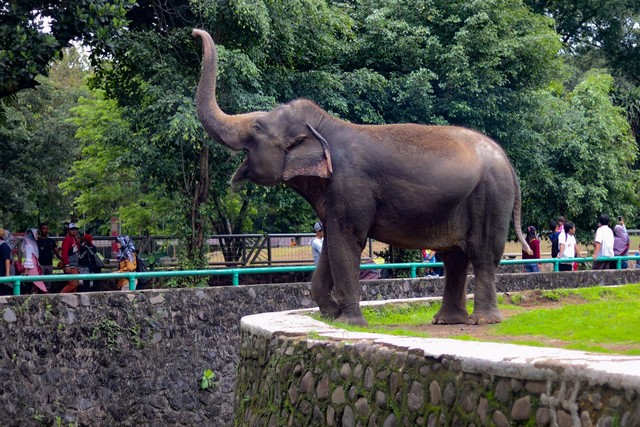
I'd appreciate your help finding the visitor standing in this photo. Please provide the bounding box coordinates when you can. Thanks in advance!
[0,230,12,295]
[613,224,630,269]
[311,222,324,265]
[60,223,81,293]
[20,228,47,293]
[522,226,541,272]
[116,235,137,290]
[558,222,580,272]
[37,223,61,291]
[592,214,615,270]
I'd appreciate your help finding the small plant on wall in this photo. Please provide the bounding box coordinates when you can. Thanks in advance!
[200,369,218,391]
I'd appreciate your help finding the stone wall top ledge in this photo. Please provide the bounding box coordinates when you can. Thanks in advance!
[241,297,640,391]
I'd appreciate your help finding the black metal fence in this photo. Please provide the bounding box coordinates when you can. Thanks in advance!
[45,234,386,268]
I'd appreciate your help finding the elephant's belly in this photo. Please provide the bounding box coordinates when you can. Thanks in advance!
[368,223,459,251]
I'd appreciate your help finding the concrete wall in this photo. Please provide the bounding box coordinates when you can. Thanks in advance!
[0,270,639,425]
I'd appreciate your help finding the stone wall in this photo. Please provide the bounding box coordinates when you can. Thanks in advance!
[0,269,639,425]
[235,305,640,427]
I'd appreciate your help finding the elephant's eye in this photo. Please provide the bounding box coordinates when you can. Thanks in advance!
[290,137,305,148]
[252,123,263,132]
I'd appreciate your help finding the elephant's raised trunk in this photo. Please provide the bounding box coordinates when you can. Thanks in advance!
[192,29,258,151]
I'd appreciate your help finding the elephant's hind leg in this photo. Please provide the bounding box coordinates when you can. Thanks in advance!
[467,261,503,325]
[432,250,470,325]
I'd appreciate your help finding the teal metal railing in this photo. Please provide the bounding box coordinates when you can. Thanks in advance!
[1,256,639,296]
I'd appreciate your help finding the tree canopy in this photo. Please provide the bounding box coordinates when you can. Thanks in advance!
[1,0,638,253]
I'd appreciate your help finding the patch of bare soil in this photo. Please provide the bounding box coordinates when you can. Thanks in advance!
[394,290,634,354]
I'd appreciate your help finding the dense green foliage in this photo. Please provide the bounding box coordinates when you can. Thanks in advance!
[0,0,136,98]
[1,0,639,258]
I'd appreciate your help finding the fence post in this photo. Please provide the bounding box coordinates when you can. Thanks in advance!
[233,272,240,286]
[129,275,136,291]
[13,279,21,296]
[410,266,417,278]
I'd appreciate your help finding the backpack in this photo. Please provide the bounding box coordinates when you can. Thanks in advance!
[87,246,104,270]
[135,255,151,288]
[550,231,560,258]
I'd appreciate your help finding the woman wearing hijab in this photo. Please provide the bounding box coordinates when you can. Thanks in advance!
[116,236,137,290]
[21,228,47,293]
[613,224,630,269]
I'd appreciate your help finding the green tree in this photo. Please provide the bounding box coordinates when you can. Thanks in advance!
[61,90,179,235]
[0,47,88,231]
[0,0,136,99]
[524,0,640,83]
[516,72,639,238]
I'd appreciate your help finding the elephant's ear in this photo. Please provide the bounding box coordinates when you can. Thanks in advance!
[283,124,333,180]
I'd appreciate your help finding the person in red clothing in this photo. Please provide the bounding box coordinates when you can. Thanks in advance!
[60,223,80,293]
[522,225,541,272]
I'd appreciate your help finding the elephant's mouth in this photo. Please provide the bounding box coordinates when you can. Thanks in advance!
[230,157,250,190]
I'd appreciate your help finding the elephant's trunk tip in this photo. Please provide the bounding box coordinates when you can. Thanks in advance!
[192,28,204,38]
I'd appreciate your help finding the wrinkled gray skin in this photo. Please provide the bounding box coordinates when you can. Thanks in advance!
[193,29,531,327]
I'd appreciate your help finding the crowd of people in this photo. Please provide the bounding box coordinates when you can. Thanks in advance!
[0,222,144,295]
[522,213,638,273]
[1,215,637,294]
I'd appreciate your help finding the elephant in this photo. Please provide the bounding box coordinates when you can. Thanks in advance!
[192,29,531,326]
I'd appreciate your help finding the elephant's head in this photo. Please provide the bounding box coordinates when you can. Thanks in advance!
[192,29,333,187]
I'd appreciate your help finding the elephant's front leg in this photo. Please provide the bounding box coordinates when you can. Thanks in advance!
[311,245,341,319]
[326,232,368,327]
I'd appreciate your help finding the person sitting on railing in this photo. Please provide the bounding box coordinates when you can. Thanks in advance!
[522,226,541,273]
[558,222,581,272]
[116,235,137,291]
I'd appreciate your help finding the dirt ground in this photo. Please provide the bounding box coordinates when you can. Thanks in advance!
[396,290,635,354]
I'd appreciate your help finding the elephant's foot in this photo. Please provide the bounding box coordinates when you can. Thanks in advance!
[317,298,342,320]
[335,313,369,327]
[432,307,469,325]
[467,308,503,325]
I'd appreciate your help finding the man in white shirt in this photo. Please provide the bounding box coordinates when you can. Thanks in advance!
[558,222,580,272]
[311,222,324,265]
[593,214,615,270]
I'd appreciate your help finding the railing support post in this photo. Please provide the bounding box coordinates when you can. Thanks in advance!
[129,276,136,291]
[13,279,20,296]
[233,272,239,286]
[410,266,417,278]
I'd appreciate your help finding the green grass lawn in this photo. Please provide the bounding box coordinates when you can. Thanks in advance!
[310,284,640,355]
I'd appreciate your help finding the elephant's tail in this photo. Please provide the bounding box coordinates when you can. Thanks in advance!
[512,168,533,255]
